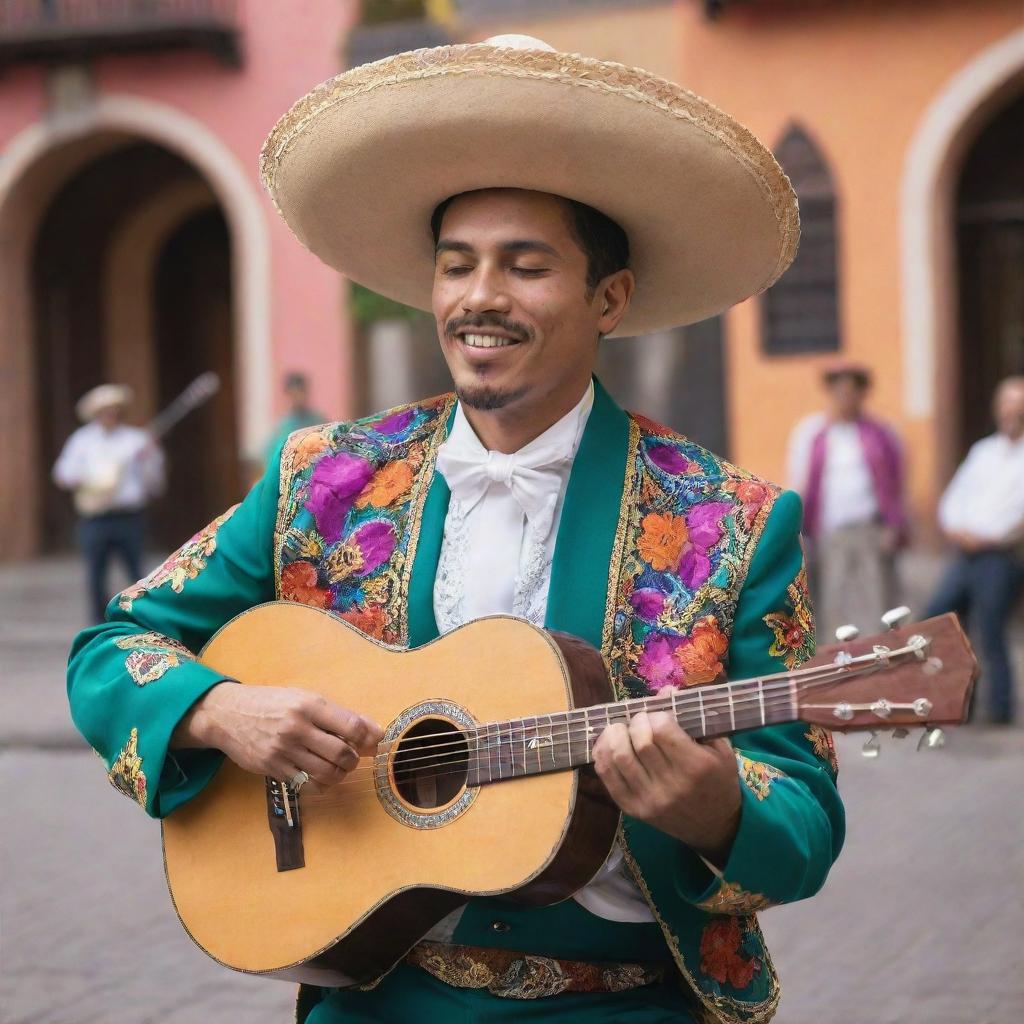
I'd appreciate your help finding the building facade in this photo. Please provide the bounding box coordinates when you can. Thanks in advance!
[352,0,1024,542]
[2,0,1022,558]
[0,0,358,556]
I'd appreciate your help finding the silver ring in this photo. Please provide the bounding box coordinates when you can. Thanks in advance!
[289,770,310,792]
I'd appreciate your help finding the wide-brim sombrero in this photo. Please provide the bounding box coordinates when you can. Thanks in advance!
[76,384,133,422]
[260,35,799,337]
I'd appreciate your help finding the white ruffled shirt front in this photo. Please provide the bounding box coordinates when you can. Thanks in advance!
[433,382,654,924]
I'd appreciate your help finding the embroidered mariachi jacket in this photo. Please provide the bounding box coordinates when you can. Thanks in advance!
[67,380,844,1024]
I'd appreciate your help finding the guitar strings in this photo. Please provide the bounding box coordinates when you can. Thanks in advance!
[307,660,864,791]
[298,669,868,809]
[314,658,860,784]
[371,656,864,753]
[315,668,842,785]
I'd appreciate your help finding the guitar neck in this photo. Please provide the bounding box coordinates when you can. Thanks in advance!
[465,673,802,787]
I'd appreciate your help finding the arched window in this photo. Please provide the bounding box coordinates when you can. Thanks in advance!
[762,125,841,355]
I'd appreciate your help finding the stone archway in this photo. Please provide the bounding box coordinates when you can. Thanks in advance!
[901,26,1024,482]
[29,140,239,552]
[0,95,271,559]
[954,90,1024,454]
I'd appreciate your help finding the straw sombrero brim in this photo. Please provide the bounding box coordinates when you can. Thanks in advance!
[76,384,132,422]
[261,44,799,336]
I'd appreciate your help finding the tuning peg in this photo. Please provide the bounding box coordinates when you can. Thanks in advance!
[881,606,911,631]
[861,731,881,759]
[835,624,860,643]
[892,728,909,740]
[916,727,945,752]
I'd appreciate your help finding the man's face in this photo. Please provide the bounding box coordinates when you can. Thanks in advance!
[431,189,610,414]
[96,407,121,430]
[826,375,867,420]
[286,382,309,411]
[993,379,1024,439]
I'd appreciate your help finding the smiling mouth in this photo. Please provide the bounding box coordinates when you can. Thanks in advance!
[459,333,521,349]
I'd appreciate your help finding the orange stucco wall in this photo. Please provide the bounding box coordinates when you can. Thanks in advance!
[673,0,1024,522]
[460,0,1024,528]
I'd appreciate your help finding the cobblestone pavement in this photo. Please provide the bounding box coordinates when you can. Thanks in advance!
[2,556,1022,1024]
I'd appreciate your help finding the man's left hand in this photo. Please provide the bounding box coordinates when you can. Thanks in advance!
[593,710,741,867]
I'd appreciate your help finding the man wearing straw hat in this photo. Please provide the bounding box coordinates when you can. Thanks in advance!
[68,36,843,1023]
[54,384,165,623]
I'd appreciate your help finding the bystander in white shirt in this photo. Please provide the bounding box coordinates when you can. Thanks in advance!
[938,433,1024,544]
[786,412,879,533]
[53,422,165,514]
[432,380,655,924]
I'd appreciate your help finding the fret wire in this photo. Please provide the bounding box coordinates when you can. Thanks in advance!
[476,660,860,773]
[728,683,736,732]
[407,668,859,784]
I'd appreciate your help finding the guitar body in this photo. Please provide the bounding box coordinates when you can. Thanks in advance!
[162,603,619,986]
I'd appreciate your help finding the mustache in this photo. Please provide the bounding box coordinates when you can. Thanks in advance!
[444,313,534,343]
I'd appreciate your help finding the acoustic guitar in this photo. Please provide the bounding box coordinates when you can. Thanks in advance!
[74,372,220,516]
[162,603,976,986]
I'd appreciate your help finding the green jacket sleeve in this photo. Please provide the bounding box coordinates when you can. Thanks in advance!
[673,489,845,912]
[66,455,281,819]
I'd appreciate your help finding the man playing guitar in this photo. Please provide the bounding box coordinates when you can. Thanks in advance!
[68,35,845,1024]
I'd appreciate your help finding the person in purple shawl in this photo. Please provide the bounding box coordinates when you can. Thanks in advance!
[787,362,908,638]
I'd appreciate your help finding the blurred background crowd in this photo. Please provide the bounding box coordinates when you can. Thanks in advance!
[1,2,1022,1021]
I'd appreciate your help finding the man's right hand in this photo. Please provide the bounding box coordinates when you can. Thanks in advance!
[172,682,384,788]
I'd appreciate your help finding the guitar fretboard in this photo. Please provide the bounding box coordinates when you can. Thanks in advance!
[465,676,797,787]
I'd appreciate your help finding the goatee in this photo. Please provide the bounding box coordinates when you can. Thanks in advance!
[455,384,529,411]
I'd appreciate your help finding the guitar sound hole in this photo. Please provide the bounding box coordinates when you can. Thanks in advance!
[392,717,469,810]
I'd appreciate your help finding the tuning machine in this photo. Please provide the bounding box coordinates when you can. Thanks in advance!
[861,731,881,759]
[917,727,945,752]
[881,606,912,631]
[833,624,859,666]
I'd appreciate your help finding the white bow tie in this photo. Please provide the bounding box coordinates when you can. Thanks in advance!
[435,438,569,538]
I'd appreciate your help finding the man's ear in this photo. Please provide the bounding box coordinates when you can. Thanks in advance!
[596,270,636,336]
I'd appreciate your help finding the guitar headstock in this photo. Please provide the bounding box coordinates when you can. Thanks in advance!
[188,371,221,403]
[797,611,977,747]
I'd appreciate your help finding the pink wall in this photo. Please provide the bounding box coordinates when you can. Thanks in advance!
[0,1,359,427]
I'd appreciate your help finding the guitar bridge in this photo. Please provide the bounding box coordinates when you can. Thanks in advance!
[265,777,305,872]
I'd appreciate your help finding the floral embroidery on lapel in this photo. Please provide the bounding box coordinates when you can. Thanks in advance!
[606,416,778,700]
[108,727,147,808]
[275,396,453,646]
[117,506,239,612]
[762,566,815,670]
[124,650,180,686]
[804,724,839,775]
[699,917,763,991]
[736,754,784,801]
[696,881,775,915]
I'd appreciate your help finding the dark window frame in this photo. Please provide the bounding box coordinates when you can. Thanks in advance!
[761,124,842,356]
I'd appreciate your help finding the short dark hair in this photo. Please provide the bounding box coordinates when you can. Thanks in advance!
[283,372,309,390]
[430,191,630,296]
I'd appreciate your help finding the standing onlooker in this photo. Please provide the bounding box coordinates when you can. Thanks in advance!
[787,361,908,638]
[53,385,166,623]
[926,376,1024,724]
[264,371,328,467]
